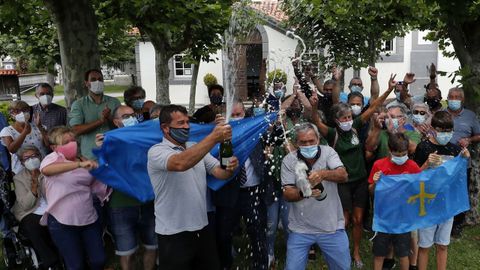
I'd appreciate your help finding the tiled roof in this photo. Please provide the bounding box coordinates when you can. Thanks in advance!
[250,1,287,22]
[0,69,18,75]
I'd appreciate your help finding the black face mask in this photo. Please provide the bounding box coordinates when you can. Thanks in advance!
[425,98,441,110]
[286,108,302,119]
[210,95,223,105]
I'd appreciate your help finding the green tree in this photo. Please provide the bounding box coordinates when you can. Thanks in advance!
[114,0,233,104]
[282,0,424,69]
[0,0,136,106]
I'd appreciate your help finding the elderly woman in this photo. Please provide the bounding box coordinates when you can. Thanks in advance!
[11,145,60,269]
[40,126,109,270]
[0,101,49,174]
[312,74,396,268]
[411,102,433,139]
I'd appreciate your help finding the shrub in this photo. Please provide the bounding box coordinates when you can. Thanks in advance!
[267,69,287,85]
[203,73,218,87]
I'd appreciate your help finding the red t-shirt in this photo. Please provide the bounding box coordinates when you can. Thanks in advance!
[368,157,421,184]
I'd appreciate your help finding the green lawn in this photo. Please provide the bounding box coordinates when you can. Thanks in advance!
[231,225,480,270]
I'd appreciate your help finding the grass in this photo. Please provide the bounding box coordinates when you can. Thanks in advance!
[231,224,480,270]
[50,85,128,96]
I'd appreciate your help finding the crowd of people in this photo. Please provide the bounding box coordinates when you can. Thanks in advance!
[0,64,477,270]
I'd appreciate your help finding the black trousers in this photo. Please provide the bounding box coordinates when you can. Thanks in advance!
[19,213,60,268]
[216,186,268,270]
[157,225,220,270]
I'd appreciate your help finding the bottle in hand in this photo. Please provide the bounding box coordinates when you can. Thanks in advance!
[220,139,233,169]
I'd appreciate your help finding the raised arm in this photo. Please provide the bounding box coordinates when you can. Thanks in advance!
[368,67,380,102]
[402,72,416,108]
[360,74,397,123]
[365,113,383,161]
[332,66,342,104]
[309,91,329,138]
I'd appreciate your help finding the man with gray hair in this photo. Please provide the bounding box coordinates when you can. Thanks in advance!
[445,87,480,235]
[281,122,349,269]
[32,83,67,131]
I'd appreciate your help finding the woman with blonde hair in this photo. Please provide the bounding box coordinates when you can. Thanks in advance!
[40,126,110,270]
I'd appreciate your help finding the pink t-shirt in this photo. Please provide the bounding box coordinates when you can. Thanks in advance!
[39,151,109,226]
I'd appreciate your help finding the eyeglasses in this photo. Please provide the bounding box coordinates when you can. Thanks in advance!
[413,110,427,115]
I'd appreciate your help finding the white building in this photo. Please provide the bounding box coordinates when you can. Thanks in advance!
[135,0,460,106]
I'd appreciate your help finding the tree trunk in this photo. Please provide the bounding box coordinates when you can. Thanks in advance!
[43,0,100,108]
[189,61,200,114]
[150,43,171,104]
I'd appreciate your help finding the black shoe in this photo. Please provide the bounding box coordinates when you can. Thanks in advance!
[382,258,396,270]
[409,265,418,270]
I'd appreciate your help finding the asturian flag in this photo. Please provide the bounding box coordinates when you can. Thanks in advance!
[373,156,469,234]
[90,113,277,202]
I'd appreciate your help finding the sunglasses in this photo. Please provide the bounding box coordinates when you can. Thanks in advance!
[413,110,427,115]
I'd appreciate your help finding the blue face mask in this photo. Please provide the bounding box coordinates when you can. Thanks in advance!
[391,154,408,165]
[121,116,138,127]
[169,127,190,144]
[436,132,453,145]
[395,91,401,101]
[274,90,284,99]
[350,85,363,93]
[387,118,400,130]
[412,114,426,124]
[131,99,145,110]
[253,107,265,116]
[447,100,462,111]
[299,145,318,159]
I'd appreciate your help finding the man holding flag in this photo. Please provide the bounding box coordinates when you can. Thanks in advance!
[147,105,238,270]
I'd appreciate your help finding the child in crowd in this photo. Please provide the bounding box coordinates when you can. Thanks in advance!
[413,111,469,270]
[369,132,421,270]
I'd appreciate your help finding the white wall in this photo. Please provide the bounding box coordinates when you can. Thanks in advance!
[437,44,461,97]
[137,41,224,106]
[263,25,298,93]
[342,32,460,99]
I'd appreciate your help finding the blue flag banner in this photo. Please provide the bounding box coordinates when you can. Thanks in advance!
[91,113,277,202]
[373,156,469,234]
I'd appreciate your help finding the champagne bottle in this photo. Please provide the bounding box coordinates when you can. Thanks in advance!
[220,139,233,169]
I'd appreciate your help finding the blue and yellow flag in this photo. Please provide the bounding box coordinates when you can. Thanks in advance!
[90,113,276,202]
[373,156,469,234]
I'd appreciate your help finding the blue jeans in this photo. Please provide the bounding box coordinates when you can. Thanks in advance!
[108,203,157,256]
[285,230,351,270]
[266,196,290,257]
[47,215,105,270]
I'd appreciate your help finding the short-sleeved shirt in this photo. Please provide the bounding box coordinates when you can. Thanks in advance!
[447,108,480,145]
[32,103,67,131]
[40,151,99,226]
[413,140,461,168]
[147,138,219,235]
[281,145,345,234]
[0,124,49,174]
[368,157,421,184]
[375,130,422,160]
[69,94,120,159]
[326,117,366,182]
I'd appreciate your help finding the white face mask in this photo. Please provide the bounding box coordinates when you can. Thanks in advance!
[39,95,53,106]
[338,120,353,131]
[351,105,362,116]
[15,112,30,123]
[90,81,105,94]
[24,157,41,171]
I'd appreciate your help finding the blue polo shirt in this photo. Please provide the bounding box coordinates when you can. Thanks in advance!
[448,108,480,145]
